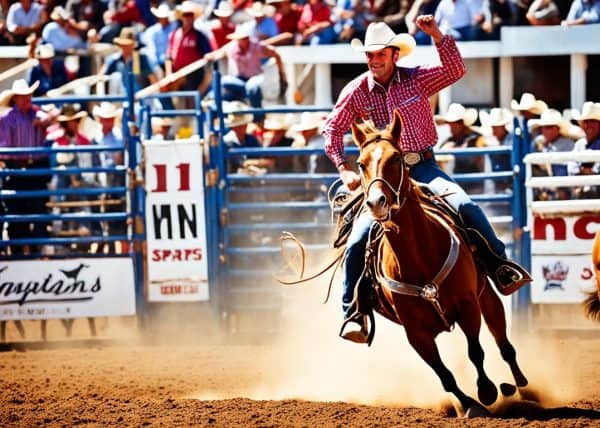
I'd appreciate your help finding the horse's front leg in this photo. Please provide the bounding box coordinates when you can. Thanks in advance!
[405,329,488,417]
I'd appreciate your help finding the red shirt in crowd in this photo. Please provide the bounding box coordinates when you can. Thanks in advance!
[297,0,331,33]
[211,19,235,49]
[274,7,301,34]
[167,27,212,71]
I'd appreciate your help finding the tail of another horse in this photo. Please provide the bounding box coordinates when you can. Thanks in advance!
[584,229,600,321]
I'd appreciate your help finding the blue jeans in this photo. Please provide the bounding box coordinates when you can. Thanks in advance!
[341,158,506,318]
[221,74,264,121]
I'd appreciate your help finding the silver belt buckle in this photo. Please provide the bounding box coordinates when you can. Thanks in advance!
[403,152,421,166]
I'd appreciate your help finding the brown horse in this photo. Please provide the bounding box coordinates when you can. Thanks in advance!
[584,229,600,320]
[352,111,528,416]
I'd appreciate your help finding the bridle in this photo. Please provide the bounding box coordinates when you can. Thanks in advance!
[358,135,407,219]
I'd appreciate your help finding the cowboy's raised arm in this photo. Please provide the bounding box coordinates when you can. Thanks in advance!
[414,15,466,97]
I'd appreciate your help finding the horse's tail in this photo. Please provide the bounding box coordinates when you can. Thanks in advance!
[583,290,600,321]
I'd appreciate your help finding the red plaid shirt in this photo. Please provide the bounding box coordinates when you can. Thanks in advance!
[323,35,466,167]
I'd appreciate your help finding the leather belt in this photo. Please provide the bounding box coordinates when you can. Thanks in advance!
[403,149,434,167]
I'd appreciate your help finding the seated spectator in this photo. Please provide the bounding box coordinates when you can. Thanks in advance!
[526,0,561,25]
[142,4,178,72]
[484,0,513,38]
[222,101,263,172]
[371,0,413,35]
[561,0,600,26]
[249,2,279,41]
[210,1,236,48]
[151,117,175,140]
[295,0,337,45]
[436,103,486,193]
[406,0,441,44]
[99,0,156,43]
[5,0,46,45]
[27,43,70,96]
[569,102,600,176]
[529,109,576,200]
[0,79,56,255]
[68,0,106,35]
[216,22,288,123]
[269,0,301,44]
[333,0,372,42]
[42,6,88,53]
[511,92,548,143]
[434,0,489,42]
[291,111,335,173]
[479,107,514,191]
[165,1,213,95]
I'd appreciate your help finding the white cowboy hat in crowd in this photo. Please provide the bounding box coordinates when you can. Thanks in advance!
[176,1,202,18]
[92,102,122,119]
[434,103,478,127]
[50,5,71,21]
[36,43,55,59]
[291,112,325,132]
[224,100,253,128]
[263,114,293,131]
[213,1,234,17]
[151,3,174,20]
[0,79,40,107]
[571,102,600,122]
[479,108,513,128]
[510,93,548,115]
[248,2,276,18]
[350,22,415,58]
[528,108,571,134]
[227,22,253,40]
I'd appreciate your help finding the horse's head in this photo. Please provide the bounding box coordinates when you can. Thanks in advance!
[353,110,407,221]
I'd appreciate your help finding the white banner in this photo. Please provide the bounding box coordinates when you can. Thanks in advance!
[532,214,600,255]
[0,258,136,320]
[530,255,595,303]
[144,138,210,302]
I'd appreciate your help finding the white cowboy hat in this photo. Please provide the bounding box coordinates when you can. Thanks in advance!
[224,100,253,128]
[350,22,415,58]
[264,114,292,131]
[227,22,253,40]
[528,108,572,135]
[510,93,548,115]
[213,1,233,17]
[572,102,600,122]
[35,43,55,59]
[50,5,71,21]
[0,79,40,106]
[92,102,121,119]
[248,2,276,17]
[151,3,174,20]
[291,112,325,132]
[434,103,478,127]
[176,1,202,18]
[479,108,513,128]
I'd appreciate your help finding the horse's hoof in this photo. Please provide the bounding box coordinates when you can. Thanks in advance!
[477,379,498,406]
[464,404,491,418]
[500,383,517,396]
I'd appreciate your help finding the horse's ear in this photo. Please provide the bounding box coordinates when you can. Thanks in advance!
[351,120,367,148]
[390,110,403,142]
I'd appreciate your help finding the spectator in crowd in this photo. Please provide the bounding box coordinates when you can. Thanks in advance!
[165,1,213,95]
[568,102,600,198]
[434,0,490,42]
[249,2,279,41]
[222,101,262,172]
[216,22,288,123]
[485,0,513,38]
[406,0,441,44]
[151,116,175,140]
[511,92,548,147]
[561,0,600,26]
[210,1,236,48]
[92,102,126,253]
[437,103,486,193]
[42,6,88,53]
[99,0,155,43]
[333,0,372,42]
[479,107,514,191]
[371,0,413,35]
[5,0,46,45]
[67,0,106,34]
[529,108,575,200]
[142,3,177,72]
[101,27,162,99]
[0,79,56,255]
[526,0,561,25]
[269,0,301,44]
[261,114,295,172]
[291,111,335,174]
[27,43,70,96]
[295,0,337,45]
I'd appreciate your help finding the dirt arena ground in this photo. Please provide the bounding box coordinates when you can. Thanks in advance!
[2,288,600,427]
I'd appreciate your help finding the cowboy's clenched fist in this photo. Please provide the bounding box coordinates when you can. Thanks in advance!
[415,15,443,43]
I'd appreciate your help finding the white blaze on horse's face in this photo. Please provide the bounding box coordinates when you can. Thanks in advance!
[365,146,390,219]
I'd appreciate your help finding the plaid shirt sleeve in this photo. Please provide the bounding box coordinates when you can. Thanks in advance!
[323,80,361,167]
[415,35,466,97]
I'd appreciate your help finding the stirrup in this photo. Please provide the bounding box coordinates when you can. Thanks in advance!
[339,314,369,344]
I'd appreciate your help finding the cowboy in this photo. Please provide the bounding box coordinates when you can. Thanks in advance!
[41,6,88,52]
[27,43,69,96]
[223,101,262,172]
[322,18,530,343]
[0,79,56,255]
[210,1,236,48]
[142,4,178,71]
[291,112,335,174]
[569,102,600,198]
[529,109,576,200]
[511,92,548,150]
[479,107,514,192]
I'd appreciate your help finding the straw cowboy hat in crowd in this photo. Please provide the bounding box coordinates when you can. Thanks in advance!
[264,114,293,132]
[434,103,478,127]
[224,101,254,128]
[572,102,600,122]
[58,104,88,122]
[150,3,174,20]
[35,43,55,59]
[350,22,415,58]
[0,79,40,107]
[291,112,325,132]
[227,21,253,40]
[510,93,548,115]
[176,1,202,18]
[528,109,570,134]
[92,102,122,119]
[477,108,513,136]
[213,1,234,17]
[113,27,137,47]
